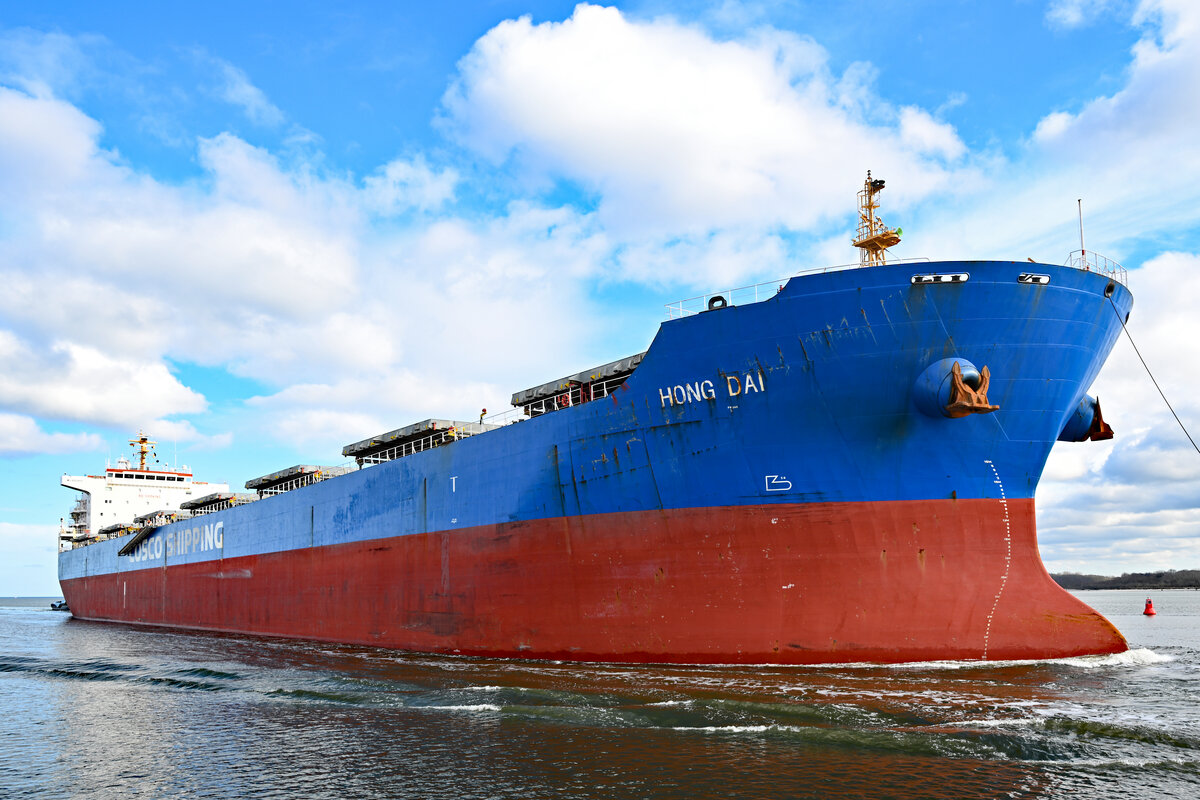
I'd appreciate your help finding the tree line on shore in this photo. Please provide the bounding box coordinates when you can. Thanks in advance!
[1052,569,1200,590]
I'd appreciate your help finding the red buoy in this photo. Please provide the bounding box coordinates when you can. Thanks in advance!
[1143,598,1157,616]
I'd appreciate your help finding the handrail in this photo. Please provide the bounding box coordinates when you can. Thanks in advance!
[1065,250,1127,286]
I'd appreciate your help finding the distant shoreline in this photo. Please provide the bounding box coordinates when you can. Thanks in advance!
[1052,570,1200,590]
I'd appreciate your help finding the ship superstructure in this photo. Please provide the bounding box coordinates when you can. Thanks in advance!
[59,432,229,549]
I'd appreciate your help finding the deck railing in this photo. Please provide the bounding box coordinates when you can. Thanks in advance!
[509,373,628,418]
[256,467,354,495]
[1065,250,1127,286]
[356,428,483,465]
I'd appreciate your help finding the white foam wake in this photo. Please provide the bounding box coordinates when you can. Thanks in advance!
[672,724,774,734]
[862,647,1173,671]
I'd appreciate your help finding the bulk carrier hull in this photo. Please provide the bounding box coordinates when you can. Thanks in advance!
[59,260,1132,664]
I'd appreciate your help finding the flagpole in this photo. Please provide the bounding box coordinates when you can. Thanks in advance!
[1077,198,1085,258]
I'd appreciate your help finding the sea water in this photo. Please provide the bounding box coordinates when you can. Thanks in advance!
[1,590,1197,799]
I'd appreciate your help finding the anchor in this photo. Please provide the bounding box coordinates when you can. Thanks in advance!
[1085,396,1114,440]
[944,361,1000,418]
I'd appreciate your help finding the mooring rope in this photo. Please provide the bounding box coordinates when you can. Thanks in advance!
[1110,295,1200,455]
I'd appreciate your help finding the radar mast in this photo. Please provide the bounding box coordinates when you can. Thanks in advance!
[128,431,157,471]
[852,171,902,266]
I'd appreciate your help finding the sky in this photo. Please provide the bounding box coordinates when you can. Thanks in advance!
[1,0,1198,595]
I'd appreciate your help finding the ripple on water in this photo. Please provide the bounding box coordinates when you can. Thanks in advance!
[2,603,1200,799]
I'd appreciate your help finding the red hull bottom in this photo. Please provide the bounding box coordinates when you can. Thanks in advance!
[60,499,1127,664]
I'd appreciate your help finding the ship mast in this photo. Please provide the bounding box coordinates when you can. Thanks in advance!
[852,171,902,266]
[129,430,157,471]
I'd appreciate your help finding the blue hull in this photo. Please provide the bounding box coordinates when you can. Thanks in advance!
[59,261,1133,663]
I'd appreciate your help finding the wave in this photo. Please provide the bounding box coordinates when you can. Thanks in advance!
[420,704,503,712]
[1037,716,1200,750]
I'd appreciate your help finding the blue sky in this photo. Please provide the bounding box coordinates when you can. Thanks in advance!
[2,0,1199,594]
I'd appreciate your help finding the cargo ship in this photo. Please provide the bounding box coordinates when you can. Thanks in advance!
[57,176,1132,664]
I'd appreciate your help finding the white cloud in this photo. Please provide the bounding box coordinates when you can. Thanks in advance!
[1046,0,1123,29]
[0,91,362,338]
[442,4,968,240]
[0,414,103,457]
[215,61,285,126]
[0,335,207,427]
[0,28,96,98]
[0,85,106,195]
[1019,1,1200,253]
[363,156,459,215]
[371,201,617,378]
[1034,1,1200,156]
[0,79,617,445]
[0,89,369,388]
[898,106,967,161]
[1031,110,1073,142]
